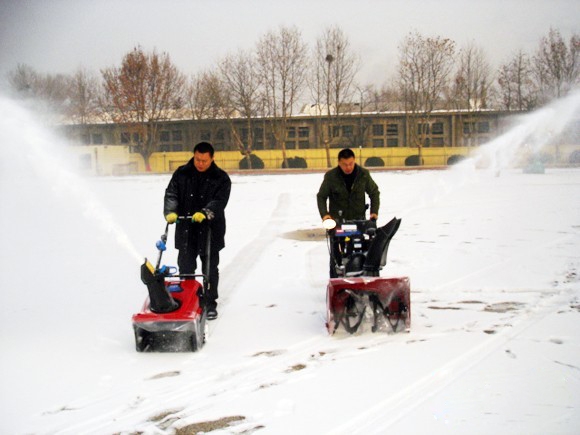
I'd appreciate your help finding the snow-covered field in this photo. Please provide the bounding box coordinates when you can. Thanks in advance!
[1,96,579,434]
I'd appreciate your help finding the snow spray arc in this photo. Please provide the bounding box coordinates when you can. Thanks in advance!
[470,90,580,173]
[0,96,143,264]
[400,91,580,215]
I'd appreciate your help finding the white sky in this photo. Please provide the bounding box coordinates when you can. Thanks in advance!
[0,0,579,87]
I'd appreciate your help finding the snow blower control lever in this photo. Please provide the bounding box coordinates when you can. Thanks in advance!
[140,216,205,314]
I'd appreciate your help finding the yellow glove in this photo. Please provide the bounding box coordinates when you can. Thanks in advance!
[192,212,206,223]
[165,212,178,224]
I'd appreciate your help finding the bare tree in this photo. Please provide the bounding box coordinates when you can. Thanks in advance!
[312,25,359,166]
[184,69,231,154]
[452,42,493,110]
[256,25,308,165]
[351,84,374,149]
[219,49,263,164]
[185,69,226,120]
[534,28,579,102]
[397,31,456,162]
[67,68,101,124]
[497,50,537,111]
[101,46,185,170]
[451,42,494,145]
[7,63,70,120]
[7,64,37,96]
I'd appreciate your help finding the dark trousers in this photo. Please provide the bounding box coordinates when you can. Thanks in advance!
[178,249,220,310]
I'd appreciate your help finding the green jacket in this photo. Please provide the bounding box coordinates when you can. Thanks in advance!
[316,165,380,221]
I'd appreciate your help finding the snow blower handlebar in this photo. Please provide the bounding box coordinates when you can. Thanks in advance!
[151,216,204,273]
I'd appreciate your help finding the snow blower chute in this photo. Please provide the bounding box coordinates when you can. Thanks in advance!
[132,218,210,352]
[325,217,411,334]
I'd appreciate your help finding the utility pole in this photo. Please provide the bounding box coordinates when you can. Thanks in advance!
[325,53,334,168]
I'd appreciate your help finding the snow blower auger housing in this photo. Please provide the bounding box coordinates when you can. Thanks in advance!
[325,217,411,335]
[132,219,209,352]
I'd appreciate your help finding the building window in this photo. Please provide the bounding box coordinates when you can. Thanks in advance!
[372,124,384,136]
[201,130,211,141]
[254,128,264,147]
[172,144,183,152]
[285,141,296,149]
[463,122,476,134]
[160,131,170,142]
[432,122,444,135]
[132,133,141,144]
[332,126,340,138]
[298,140,310,149]
[92,133,103,144]
[417,124,429,135]
[159,144,170,152]
[172,130,183,141]
[121,132,130,144]
[342,125,353,137]
[387,138,399,147]
[387,124,398,136]
[372,138,384,147]
[478,122,490,133]
[286,127,296,138]
[298,126,309,138]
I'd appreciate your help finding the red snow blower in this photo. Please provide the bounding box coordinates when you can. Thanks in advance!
[325,217,411,335]
[132,218,210,352]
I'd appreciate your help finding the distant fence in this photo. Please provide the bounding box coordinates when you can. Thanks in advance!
[69,144,580,175]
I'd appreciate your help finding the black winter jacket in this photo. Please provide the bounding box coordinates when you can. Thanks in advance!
[164,159,231,253]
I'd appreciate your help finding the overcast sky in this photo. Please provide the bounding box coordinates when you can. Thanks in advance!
[1,0,578,87]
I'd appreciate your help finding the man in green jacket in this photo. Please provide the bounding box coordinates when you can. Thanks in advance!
[317,148,381,277]
[317,148,380,224]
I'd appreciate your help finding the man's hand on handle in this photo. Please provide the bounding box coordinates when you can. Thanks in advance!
[165,212,178,224]
[192,212,206,223]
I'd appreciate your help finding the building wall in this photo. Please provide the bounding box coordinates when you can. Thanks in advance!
[61,109,579,175]
[67,143,580,175]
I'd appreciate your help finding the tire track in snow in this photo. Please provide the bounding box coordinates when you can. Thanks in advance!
[49,191,335,434]
[58,335,328,434]
[218,191,291,303]
[328,288,575,434]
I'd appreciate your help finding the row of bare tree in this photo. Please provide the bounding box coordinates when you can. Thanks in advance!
[5,25,578,168]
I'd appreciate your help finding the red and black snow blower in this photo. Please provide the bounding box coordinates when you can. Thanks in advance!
[132,217,209,352]
[324,217,411,335]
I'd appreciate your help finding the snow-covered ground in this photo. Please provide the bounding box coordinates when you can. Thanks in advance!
[0,95,579,434]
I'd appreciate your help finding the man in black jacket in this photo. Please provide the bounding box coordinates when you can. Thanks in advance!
[164,142,231,320]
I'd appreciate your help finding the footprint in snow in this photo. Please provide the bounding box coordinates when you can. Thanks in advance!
[484,302,525,313]
[505,349,517,359]
[285,363,307,373]
[147,370,181,380]
[252,350,285,357]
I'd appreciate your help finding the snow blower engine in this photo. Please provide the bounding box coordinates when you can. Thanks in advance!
[325,217,411,334]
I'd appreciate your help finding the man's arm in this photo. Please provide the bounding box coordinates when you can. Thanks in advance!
[203,174,232,217]
[163,174,180,216]
[367,175,380,217]
[316,175,331,218]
